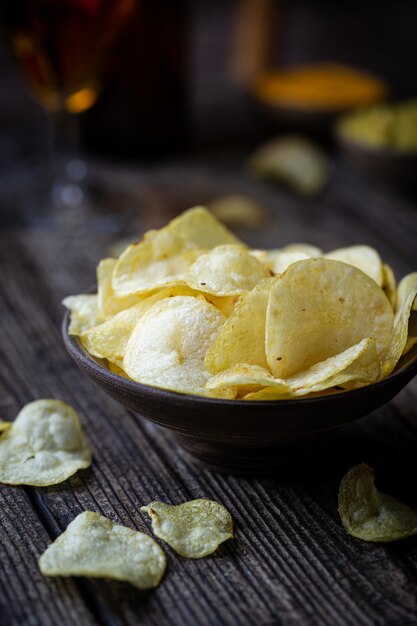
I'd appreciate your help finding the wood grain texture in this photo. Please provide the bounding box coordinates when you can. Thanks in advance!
[1,163,417,626]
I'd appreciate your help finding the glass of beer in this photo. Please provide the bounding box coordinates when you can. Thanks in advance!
[0,0,136,227]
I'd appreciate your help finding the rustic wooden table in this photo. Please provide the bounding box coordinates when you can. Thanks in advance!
[1,159,417,626]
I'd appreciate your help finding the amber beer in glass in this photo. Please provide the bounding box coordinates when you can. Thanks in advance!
[1,0,136,114]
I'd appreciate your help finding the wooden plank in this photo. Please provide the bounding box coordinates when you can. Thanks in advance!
[1,164,417,625]
[0,485,97,626]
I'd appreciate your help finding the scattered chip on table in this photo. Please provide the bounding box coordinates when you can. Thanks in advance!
[248,135,329,196]
[141,499,233,558]
[39,511,166,589]
[338,464,417,542]
[0,400,92,486]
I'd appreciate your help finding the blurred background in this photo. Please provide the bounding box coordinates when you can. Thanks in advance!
[1,0,417,234]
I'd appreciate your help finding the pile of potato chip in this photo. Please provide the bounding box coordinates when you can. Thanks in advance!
[64,207,417,399]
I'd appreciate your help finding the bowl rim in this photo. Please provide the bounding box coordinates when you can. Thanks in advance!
[62,310,417,407]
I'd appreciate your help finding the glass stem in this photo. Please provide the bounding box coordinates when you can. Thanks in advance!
[47,109,87,209]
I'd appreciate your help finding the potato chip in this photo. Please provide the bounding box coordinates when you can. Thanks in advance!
[282,243,322,257]
[168,205,243,249]
[210,338,379,399]
[382,272,417,376]
[81,302,148,365]
[63,295,101,336]
[206,364,289,397]
[0,420,11,432]
[39,511,166,588]
[141,499,233,558]
[0,400,92,486]
[112,229,200,297]
[108,362,131,379]
[205,278,273,373]
[81,286,199,365]
[403,303,417,356]
[208,195,266,228]
[97,258,142,319]
[338,464,417,542]
[124,296,226,394]
[263,250,312,275]
[202,386,237,399]
[188,245,271,296]
[382,263,397,309]
[324,245,383,286]
[266,258,393,378]
[286,337,380,394]
[205,294,239,317]
[251,244,321,275]
[248,136,329,196]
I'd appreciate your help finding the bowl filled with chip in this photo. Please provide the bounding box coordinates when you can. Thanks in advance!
[62,207,417,473]
[336,98,417,190]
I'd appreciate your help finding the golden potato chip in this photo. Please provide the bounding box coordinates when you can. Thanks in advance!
[108,362,131,379]
[168,205,243,249]
[205,278,273,373]
[263,250,312,275]
[403,301,417,356]
[81,286,199,365]
[141,499,233,558]
[0,420,11,432]
[382,263,397,309]
[338,464,417,542]
[248,136,329,196]
[324,245,383,286]
[282,243,322,257]
[207,195,266,228]
[0,400,92,486]
[124,296,226,394]
[97,258,142,319]
[63,295,101,336]
[39,511,166,588]
[266,259,393,378]
[286,337,380,394]
[241,387,282,400]
[112,229,200,297]
[188,245,271,296]
[205,294,239,317]
[251,244,321,275]
[210,338,379,399]
[206,364,289,398]
[382,272,417,376]
[202,386,237,399]
[81,302,147,365]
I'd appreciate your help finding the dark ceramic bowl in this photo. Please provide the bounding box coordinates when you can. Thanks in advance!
[62,312,417,474]
[335,132,417,191]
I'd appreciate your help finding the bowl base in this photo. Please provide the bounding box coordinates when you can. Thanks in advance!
[171,431,330,475]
